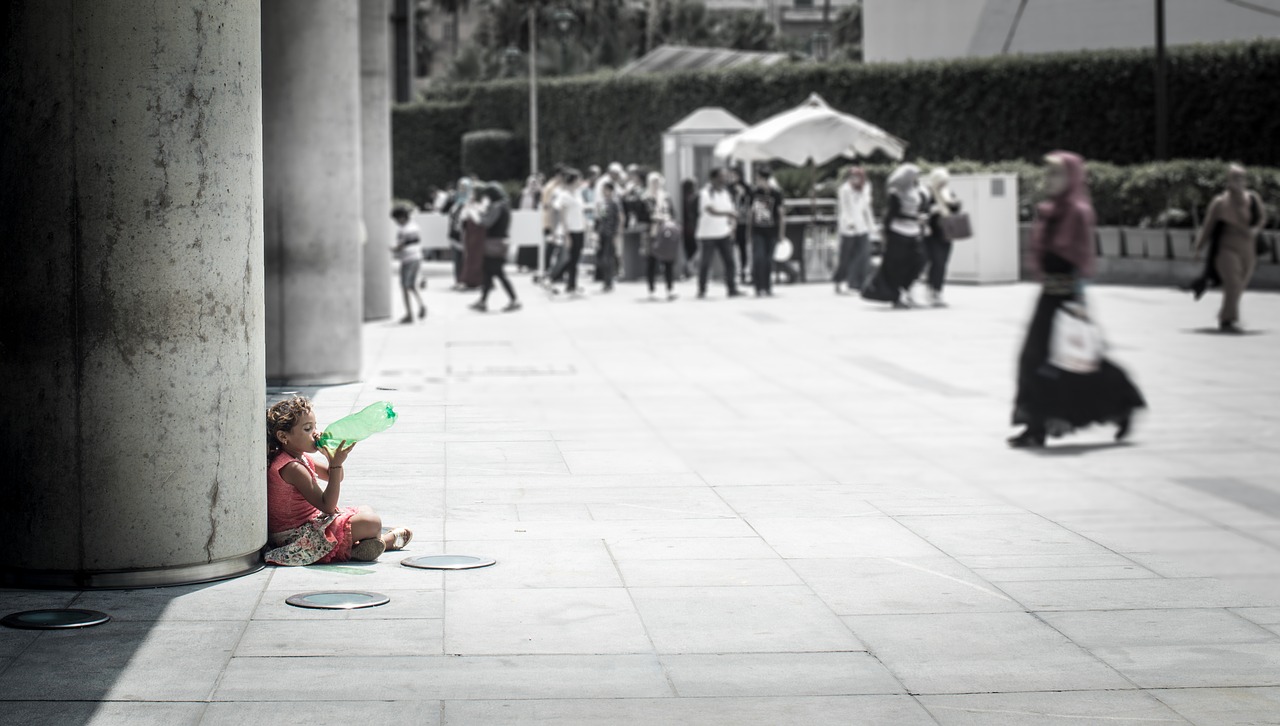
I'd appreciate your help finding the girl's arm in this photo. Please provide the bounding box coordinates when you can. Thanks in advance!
[279,441,356,515]
[1251,192,1267,236]
[279,460,342,515]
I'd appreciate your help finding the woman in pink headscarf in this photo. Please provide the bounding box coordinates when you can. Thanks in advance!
[1009,152,1146,448]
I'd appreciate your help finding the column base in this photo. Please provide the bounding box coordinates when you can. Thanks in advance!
[0,549,265,590]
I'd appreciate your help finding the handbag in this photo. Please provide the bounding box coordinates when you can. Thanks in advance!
[1049,304,1105,374]
[773,238,794,263]
[939,212,973,241]
[653,221,681,262]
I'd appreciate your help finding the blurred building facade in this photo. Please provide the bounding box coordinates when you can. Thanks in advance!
[864,0,1280,63]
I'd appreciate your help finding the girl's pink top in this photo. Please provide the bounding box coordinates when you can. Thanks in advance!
[267,451,324,534]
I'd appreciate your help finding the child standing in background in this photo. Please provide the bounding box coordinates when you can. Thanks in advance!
[390,207,426,324]
[265,396,412,566]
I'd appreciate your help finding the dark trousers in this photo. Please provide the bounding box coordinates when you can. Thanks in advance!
[452,244,464,283]
[923,236,953,292]
[480,256,516,303]
[751,230,777,294]
[834,234,870,289]
[598,239,617,289]
[697,236,738,295]
[647,256,675,292]
[550,231,585,291]
[734,224,749,282]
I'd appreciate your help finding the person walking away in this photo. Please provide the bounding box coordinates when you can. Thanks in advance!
[1009,151,1146,448]
[518,175,541,210]
[446,177,473,290]
[470,184,521,313]
[835,166,876,295]
[748,168,785,297]
[696,168,742,299]
[390,207,427,323]
[460,184,487,289]
[644,172,678,300]
[680,178,700,278]
[540,165,565,280]
[877,164,927,308]
[1191,164,1266,333]
[547,170,588,295]
[729,168,752,286]
[923,167,962,307]
[595,182,622,293]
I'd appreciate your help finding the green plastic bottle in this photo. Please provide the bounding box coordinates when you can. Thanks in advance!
[316,401,397,451]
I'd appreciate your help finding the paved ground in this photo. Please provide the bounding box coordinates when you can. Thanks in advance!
[3,266,1280,725]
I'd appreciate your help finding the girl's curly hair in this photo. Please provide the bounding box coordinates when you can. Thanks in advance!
[266,395,313,462]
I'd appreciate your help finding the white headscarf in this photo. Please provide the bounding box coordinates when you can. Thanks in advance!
[887,163,920,194]
[927,167,958,217]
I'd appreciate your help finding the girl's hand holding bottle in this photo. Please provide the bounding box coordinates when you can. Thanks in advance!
[319,439,356,468]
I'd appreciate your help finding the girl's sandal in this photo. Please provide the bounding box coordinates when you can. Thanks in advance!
[350,537,386,562]
[386,527,413,552]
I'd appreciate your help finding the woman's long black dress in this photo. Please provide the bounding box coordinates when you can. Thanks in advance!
[1013,251,1146,437]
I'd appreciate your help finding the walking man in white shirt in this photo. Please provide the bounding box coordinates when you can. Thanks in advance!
[547,170,588,295]
[834,166,877,294]
[696,168,743,299]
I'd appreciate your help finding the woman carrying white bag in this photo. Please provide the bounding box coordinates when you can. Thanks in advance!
[1009,151,1146,449]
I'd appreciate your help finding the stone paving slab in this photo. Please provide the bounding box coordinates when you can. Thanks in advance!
[2,273,1279,724]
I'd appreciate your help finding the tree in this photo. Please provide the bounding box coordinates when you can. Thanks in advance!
[432,0,472,58]
[414,0,436,76]
[712,10,776,52]
[831,2,863,61]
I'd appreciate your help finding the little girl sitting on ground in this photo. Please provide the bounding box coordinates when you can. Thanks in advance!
[265,396,411,566]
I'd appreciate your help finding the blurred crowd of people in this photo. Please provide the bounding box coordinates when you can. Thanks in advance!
[386,154,1280,449]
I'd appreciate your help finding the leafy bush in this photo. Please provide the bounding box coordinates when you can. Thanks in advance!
[394,40,1280,201]
[773,158,1280,228]
[391,101,471,205]
[461,129,527,183]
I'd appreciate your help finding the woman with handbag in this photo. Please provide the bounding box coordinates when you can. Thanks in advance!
[470,183,521,313]
[644,172,679,300]
[922,167,963,307]
[1009,152,1146,448]
[1191,164,1267,333]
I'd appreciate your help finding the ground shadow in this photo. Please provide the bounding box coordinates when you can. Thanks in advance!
[1183,327,1268,336]
[0,574,257,724]
[1032,441,1135,457]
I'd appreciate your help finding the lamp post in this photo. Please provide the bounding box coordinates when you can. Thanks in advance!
[1154,0,1168,160]
[526,4,543,278]
[553,7,576,76]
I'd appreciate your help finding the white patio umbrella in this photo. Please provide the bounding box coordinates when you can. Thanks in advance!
[713,93,906,164]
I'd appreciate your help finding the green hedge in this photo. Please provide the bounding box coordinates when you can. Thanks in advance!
[461,129,527,183]
[391,101,471,206]
[775,159,1280,228]
[394,40,1280,202]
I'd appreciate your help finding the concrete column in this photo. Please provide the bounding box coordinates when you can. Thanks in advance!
[0,0,265,587]
[361,0,394,322]
[263,0,364,384]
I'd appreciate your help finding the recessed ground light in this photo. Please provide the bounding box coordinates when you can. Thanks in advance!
[1,609,111,630]
[284,591,390,610]
[401,555,496,570]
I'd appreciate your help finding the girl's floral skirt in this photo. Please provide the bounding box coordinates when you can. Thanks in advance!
[264,506,359,566]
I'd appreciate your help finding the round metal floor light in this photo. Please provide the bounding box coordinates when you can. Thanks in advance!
[1,609,111,630]
[285,591,390,610]
[401,555,496,570]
